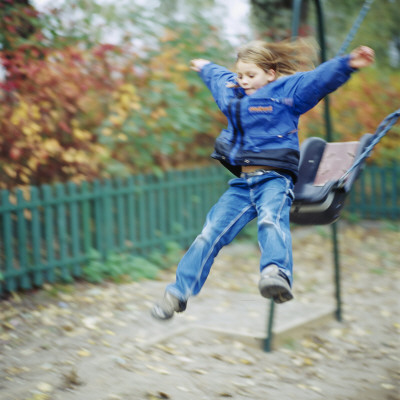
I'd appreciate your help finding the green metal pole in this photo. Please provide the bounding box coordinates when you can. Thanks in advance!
[264,0,343,351]
[292,0,342,322]
[264,300,275,352]
[332,222,342,321]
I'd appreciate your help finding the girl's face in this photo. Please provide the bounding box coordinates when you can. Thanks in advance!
[236,60,276,95]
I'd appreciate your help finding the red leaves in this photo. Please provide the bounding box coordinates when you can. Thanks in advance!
[9,147,22,161]
[0,42,121,188]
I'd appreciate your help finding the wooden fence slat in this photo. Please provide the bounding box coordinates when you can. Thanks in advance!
[81,181,92,255]
[68,182,81,277]
[115,178,126,251]
[30,187,43,286]
[42,185,56,283]
[16,190,31,289]
[56,184,69,281]
[93,180,103,256]
[126,177,136,249]
[1,191,16,292]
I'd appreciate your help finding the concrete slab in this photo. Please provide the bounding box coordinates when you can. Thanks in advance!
[144,284,336,351]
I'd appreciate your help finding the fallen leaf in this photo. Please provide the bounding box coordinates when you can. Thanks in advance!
[37,382,53,392]
[193,369,208,375]
[62,368,83,388]
[77,348,91,357]
[146,365,170,375]
[381,383,396,390]
[6,366,29,375]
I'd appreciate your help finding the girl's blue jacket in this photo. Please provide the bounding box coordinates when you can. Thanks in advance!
[199,55,356,182]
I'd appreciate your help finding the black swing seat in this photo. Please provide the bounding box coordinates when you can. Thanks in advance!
[290,133,373,225]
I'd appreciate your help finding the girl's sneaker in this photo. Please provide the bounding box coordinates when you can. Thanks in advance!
[258,264,293,304]
[151,292,187,320]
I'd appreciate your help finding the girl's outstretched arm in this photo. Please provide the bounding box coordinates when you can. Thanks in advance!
[349,46,375,69]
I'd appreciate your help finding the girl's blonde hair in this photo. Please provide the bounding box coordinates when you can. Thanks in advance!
[236,38,318,78]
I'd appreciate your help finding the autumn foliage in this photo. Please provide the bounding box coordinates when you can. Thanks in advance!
[0,2,398,190]
[0,2,233,189]
[299,69,400,164]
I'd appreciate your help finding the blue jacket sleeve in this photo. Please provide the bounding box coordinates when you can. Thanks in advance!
[292,55,356,114]
[199,63,236,109]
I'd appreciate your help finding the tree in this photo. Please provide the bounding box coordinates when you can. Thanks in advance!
[0,0,233,188]
[249,0,400,69]
[250,0,310,40]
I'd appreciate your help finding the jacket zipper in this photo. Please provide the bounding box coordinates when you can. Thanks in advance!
[229,98,245,164]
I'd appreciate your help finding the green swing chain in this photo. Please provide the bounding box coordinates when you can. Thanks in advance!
[332,0,400,187]
[335,0,375,57]
[337,109,400,188]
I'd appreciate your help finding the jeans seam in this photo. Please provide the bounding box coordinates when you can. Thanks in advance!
[190,203,254,295]
[278,178,291,276]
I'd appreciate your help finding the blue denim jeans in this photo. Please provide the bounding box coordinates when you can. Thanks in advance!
[167,170,294,302]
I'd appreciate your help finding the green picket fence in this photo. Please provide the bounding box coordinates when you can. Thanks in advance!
[0,166,229,294]
[0,164,398,294]
[346,163,399,220]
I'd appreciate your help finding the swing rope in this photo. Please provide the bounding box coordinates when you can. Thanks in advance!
[325,0,399,190]
[335,0,375,57]
[337,108,400,188]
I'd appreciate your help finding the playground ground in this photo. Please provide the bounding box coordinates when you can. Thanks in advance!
[0,221,399,400]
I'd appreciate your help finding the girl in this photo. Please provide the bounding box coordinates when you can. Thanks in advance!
[151,39,374,320]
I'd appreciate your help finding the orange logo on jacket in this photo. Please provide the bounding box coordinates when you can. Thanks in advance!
[248,106,273,113]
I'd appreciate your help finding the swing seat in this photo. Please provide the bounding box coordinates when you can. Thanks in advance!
[290,133,373,225]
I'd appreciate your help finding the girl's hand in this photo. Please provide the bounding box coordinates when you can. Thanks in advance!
[190,59,211,72]
[349,46,375,69]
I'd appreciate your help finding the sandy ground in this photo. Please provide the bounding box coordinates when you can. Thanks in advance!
[0,221,399,400]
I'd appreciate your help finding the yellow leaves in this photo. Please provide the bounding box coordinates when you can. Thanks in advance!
[43,138,61,154]
[109,115,125,127]
[73,128,92,140]
[102,128,113,136]
[50,109,59,120]
[3,165,17,179]
[60,81,80,99]
[92,144,110,158]
[175,63,189,72]
[10,100,42,127]
[154,108,167,119]
[116,133,128,142]
[31,105,41,120]
[160,28,178,42]
[20,172,30,184]
[62,148,89,164]
[39,101,52,110]
[105,83,141,133]
[120,93,133,109]
[10,99,29,126]
[27,157,39,170]
[120,83,136,95]
[22,122,41,137]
